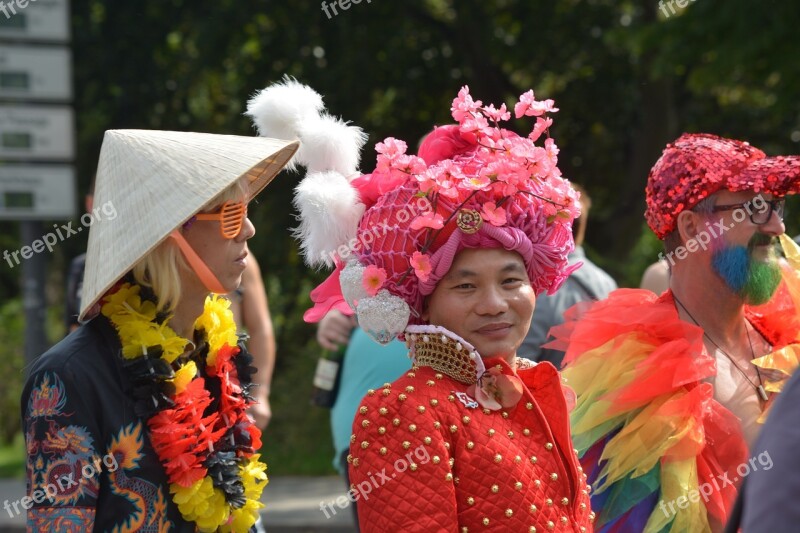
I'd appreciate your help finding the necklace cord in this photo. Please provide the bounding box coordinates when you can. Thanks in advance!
[672,294,768,402]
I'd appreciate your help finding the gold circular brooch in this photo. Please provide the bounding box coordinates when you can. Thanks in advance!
[456,209,483,234]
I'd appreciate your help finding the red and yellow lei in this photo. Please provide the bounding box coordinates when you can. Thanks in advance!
[102,283,266,532]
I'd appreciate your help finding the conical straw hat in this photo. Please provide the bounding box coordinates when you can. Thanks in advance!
[80,129,298,320]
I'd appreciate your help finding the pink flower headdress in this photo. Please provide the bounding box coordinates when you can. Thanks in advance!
[248,81,580,345]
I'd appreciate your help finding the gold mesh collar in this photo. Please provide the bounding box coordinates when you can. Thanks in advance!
[406,328,481,385]
[405,325,537,385]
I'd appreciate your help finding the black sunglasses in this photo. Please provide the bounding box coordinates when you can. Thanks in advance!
[710,198,785,225]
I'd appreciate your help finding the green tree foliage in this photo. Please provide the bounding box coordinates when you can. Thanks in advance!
[0,300,25,444]
[48,0,800,289]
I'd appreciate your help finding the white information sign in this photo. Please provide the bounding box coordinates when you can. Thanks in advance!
[0,0,69,42]
[0,163,75,219]
[0,45,71,101]
[0,105,73,160]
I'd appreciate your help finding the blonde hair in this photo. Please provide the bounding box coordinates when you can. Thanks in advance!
[131,178,250,314]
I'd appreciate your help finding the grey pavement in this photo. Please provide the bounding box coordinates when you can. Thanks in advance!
[0,476,357,532]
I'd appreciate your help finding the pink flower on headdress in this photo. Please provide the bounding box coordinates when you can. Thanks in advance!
[461,114,490,139]
[410,212,444,230]
[375,138,413,177]
[483,103,511,122]
[515,90,559,118]
[545,138,560,161]
[538,180,578,222]
[415,169,436,195]
[464,174,492,190]
[362,265,387,296]
[436,180,460,200]
[529,116,553,142]
[540,188,563,219]
[533,99,559,116]
[394,154,427,175]
[375,137,408,157]
[422,160,464,200]
[481,202,507,226]
[510,140,538,161]
[528,146,562,181]
[451,86,483,122]
[410,251,432,282]
[497,181,520,197]
[559,182,582,220]
[483,159,523,189]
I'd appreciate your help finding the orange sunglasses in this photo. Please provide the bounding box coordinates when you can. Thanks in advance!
[194,200,248,239]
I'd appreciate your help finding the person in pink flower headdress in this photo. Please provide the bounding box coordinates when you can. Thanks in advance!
[247,78,594,532]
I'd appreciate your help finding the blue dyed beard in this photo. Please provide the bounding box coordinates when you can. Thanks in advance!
[711,237,781,305]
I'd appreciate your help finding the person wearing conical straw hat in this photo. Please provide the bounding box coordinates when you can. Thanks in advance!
[21,130,297,532]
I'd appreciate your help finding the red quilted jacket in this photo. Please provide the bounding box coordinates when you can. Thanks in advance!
[349,356,595,532]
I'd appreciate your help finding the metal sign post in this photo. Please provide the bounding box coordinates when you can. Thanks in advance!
[20,219,47,367]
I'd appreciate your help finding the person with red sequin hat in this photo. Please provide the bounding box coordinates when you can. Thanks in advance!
[549,133,800,532]
[247,78,595,531]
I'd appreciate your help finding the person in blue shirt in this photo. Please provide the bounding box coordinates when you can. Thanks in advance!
[316,309,410,529]
[519,184,617,366]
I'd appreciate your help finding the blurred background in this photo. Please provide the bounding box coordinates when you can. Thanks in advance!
[1,0,799,479]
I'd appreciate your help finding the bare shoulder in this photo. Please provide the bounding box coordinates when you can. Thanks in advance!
[640,260,670,294]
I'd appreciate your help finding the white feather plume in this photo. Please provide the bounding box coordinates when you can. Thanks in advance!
[293,171,366,268]
[247,76,369,268]
[245,76,323,170]
[296,113,368,178]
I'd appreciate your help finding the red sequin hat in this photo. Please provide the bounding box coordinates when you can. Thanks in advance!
[645,133,800,239]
